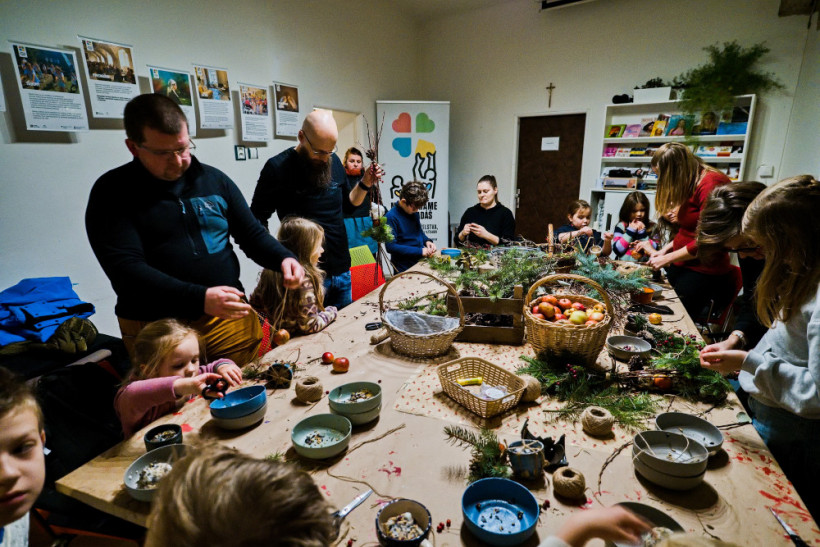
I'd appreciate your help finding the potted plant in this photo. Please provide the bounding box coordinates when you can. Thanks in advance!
[633,77,673,103]
[672,41,783,120]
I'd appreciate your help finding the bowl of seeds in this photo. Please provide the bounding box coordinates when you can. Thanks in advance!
[328,381,382,414]
[291,414,352,460]
[375,498,432,546]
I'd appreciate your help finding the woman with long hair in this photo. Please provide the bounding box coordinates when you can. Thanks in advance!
[456,175,516,247]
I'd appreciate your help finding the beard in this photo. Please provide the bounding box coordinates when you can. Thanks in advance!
[297,146,332,190]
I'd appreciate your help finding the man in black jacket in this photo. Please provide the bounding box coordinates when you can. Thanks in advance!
[86,94,303,365]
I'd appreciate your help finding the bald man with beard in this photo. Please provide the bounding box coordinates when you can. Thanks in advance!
[251,110,380,309]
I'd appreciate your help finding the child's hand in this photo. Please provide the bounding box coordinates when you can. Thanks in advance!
[629,219,645,231]
[215,361,243,387]
[422,246,434,257]
[556,506,651,547]
[700,349,747,375]
[425,241,437,254]
[577,227,593,237]
[603,231,614,241]
[174,372,223,398]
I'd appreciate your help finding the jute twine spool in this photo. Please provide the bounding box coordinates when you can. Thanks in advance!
[581,406,615,437]
[553,467,586,500]
[519,374,542,403]
[294,376,323,403]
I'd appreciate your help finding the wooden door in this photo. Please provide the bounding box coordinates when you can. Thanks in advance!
[514,114,586,242]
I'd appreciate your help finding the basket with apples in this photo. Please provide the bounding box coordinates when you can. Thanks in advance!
[524,274,613,366]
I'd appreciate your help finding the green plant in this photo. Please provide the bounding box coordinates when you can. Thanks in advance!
[636,77,669,89]
[443,425,510,483]
[673,41,783,116]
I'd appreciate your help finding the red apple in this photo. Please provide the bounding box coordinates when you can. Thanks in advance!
[584,320,597,327]
[273,329,290,346]
[532,313,545,321]
[537,302,556,319]
[543,294,558,306]
[321,352,334,364]
[557,298,573,310]
[532,306,540,315]
[554,313,566,321]
[589,311,605,322]
[571,302,586,311]
[332,357,350,373]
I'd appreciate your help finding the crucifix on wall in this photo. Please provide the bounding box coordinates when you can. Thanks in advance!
[546,82,555,108]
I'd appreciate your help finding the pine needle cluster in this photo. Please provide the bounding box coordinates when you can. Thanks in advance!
[361,218,394,244]
[443,425,511,483]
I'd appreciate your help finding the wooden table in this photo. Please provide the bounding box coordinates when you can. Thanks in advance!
[57,268,819,545]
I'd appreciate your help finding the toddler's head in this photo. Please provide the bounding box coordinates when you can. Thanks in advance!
[132,319,202,382]
[145,444,335,547]
[619,191,650,225]
[398,180,429,214]
[278,216,325,267]
[0,366,46,528]
[566,199,592,229]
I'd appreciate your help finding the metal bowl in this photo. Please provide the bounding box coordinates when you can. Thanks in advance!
[606,335,652,360]
[291,414,351,460]
[461,478,539,546]
[209,385,267,419]
[375,498,432,546]
[328,381,382,414]
[124,443,186,502]
[632,430,708,477]
[655,412,724,456]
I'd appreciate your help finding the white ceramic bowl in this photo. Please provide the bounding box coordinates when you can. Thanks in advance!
[123,443,186,502]
[632,430,708,477]
[655,412,724,456]
[633,456,705,491]
[211,402,267,430]
[606,335,652,360]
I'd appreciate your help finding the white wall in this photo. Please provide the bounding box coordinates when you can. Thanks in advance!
[415,0,815,220]
[0,0,420,335]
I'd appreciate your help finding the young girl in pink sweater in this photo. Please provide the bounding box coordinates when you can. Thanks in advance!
[114,319,242,437]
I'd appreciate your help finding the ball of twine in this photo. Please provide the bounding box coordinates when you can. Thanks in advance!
[581,405,615,437]
[553,467,586,500]
[519,374,542,403]
[294,376,323,403]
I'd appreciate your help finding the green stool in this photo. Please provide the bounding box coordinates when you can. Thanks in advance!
[349,245,376,267]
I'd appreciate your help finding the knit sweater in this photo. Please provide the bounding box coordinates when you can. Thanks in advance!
[456,203,516,246]
[739,283,820,418]
[611,220,659,260]
[385,205,432,272]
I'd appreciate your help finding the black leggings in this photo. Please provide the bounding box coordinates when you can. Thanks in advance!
[666,265,737,320]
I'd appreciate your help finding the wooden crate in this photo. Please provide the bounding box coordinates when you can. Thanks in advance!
[446,285,525,345]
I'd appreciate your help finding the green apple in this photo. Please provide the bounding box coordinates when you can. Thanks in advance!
[569,310,588,325]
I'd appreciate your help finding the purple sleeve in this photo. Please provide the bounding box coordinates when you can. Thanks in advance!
[114,377,178,438]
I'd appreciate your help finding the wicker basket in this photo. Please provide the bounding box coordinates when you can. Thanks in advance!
[524,274,614,366]
[437,357,525,418]
[379,271,465,358]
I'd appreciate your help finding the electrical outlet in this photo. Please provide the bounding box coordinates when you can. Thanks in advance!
[234,145,246,161]
[248,148,258,159]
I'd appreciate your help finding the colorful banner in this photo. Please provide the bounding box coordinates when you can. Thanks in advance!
[193,64,233,129]
[147,65,196,137]
[376,101,450,248]
[10,41,88,132]
[77,36,139,118]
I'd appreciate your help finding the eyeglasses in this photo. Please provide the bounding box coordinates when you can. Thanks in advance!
[137,139,196,159]
[302,132,337,157]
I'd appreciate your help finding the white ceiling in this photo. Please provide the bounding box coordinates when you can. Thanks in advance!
[393,0,523,22]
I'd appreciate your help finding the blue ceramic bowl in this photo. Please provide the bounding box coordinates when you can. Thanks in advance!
[462,478,540,546]
[209,385,267,419]
[328,381,382,414]
[441,248,462,258]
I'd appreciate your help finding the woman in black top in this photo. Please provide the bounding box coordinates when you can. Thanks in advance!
[456,175,516,247]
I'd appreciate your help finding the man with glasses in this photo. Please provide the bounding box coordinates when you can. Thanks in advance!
[86,94,303,365]
[251,109,380,309]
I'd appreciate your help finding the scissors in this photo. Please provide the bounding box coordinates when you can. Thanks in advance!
[770,508,808,546]
[365,321,383,331]
[201,378,229,400]
[332,489,372,532]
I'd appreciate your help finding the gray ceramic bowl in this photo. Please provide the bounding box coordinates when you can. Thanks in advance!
[211,402,267,430]
[330,402,381,425]
[633,455,705,491]
[124,443,186,502]
[632,430,708,477]
[606,335,652,361]
[328,382,382,414]
[291,414,352,459]
[655,412,724,456]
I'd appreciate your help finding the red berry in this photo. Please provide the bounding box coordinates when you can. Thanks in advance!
[446,519,451,527]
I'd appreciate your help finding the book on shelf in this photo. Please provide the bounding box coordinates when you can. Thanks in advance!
[725,166,740,180]
[622,124,642,138]
[603,146,618,157]
[629,147,647,156]
[696,144,732,157]
[601,177,637,189]
[731,145,743,157]
[692,111,719,135]
[639,117,656,137]
[615,147,631,157]
[717,121,747,135]
[665,115,692,136]
[650,118,668,137]
[606,124,626,138]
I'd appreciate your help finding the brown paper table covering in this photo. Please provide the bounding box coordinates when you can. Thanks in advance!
[56,267,820,545]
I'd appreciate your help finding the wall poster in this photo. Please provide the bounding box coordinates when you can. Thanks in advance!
[273,82,299,137]
[376,101,450,249]
[10,41,88,132]
[147,65,197,136]
[77,36,139,118]
[193,64,233,129]
[238,82,270,142]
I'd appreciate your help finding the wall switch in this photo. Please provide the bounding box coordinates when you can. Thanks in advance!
[248,147,258,159]
[757,164,774,178]
[234,146,246,161]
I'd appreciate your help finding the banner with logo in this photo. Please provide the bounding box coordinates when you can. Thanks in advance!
[376,101,449,248]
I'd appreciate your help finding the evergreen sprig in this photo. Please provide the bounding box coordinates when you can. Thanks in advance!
[443,425,511,483]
